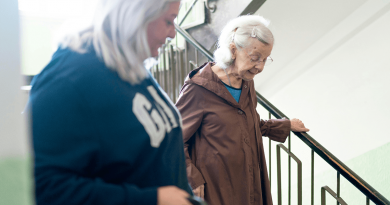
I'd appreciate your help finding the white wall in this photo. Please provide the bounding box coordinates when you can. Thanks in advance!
[256,0,390,163]
[254,0,390,203]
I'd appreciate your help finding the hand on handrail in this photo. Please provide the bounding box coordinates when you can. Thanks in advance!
[290,118,310,132]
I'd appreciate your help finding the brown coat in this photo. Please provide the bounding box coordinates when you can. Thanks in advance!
[176,63,291,205]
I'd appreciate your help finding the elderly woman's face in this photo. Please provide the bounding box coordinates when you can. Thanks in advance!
[147,2,180,57]
[232,38,273,81]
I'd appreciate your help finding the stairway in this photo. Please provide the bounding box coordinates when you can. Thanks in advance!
[149,1,390,204]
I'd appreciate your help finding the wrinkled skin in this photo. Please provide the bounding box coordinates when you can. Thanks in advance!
[230,38,273,82]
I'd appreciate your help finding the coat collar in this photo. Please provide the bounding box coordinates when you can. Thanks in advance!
[185,62,252,109]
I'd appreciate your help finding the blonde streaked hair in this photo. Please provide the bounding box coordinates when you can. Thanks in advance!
[59,0,180,84]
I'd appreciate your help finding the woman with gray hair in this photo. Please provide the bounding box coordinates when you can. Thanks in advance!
[176,15,309,205]
[29,0,197,204]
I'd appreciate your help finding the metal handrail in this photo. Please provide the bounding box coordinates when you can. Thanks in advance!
[174,23,214,61]
[173,20,389,204]
[256,91,390,205]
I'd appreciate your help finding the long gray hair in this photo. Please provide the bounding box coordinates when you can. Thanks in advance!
[214,15,274,69]
[59,0,180,84]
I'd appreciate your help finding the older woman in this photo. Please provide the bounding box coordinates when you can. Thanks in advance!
[176,15,309,205]
[29,0,195,205]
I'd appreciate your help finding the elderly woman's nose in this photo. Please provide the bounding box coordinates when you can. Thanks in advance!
[255,64,264,73]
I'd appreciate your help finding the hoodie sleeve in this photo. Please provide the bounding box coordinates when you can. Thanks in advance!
[175,83,206,189]
[31,77,157,205]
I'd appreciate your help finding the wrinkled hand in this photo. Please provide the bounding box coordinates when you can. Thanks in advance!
[290,118,310,132]
[157,186,191,205]
[192,184,204,199]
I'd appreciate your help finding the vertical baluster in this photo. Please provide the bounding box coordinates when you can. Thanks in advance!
[167,43,171,98]
[176,48,181,100]
[167,42,171,96]
[185,41,189,73]
[155,48,160,85]
[277,143,282,205]
[195,48,198,66]
[337,172,340,205]
[321,187,326,205]
[156,65,161,85]
[170,45,176,101]
[366,196,370,205]
[163,44,167,92]
[288,131,291,205]
[175,32,179,101]
[180,48,186,88]
[150,66,154,78]
[167,42,171,98]
[156,64,159,84]
[269,112,272,189]
[311,150,314,205]
[297,152,302,205]
[178,47,182,87]
[157,46,163,86]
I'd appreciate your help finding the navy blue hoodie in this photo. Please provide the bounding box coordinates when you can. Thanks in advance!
[30,47,191,205]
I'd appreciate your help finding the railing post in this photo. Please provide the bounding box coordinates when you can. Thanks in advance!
[162,44,167,92]
[277,144,302,205]
[288,132,291,205]
[277,144,282,205]
[311,150,314,205]
[170,45,176,101]
[337,172,341,205]
[269,112,272,189]
[321,186,348,205]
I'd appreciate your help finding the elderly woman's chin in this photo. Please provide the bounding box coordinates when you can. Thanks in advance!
[242,70,260,81]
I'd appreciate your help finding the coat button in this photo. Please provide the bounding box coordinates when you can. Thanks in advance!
[238,110,243,115]
[244,85,247,89]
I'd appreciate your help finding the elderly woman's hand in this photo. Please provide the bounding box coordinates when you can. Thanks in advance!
[290,118,309,132]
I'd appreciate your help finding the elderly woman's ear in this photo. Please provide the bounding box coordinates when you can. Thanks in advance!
[229,43,237,60]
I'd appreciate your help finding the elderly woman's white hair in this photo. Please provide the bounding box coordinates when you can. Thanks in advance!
[214,15,274,69]
[59,0,180,84]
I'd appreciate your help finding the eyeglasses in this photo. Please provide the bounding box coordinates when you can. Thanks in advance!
[249,55,273,66]
[243,50,273,66]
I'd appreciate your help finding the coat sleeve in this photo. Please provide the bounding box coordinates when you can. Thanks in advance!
[175,83,206,189]
[31,79,157,205]
[255,112,291,143]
